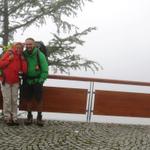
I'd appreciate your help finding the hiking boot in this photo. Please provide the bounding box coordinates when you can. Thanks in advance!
[25,112,33,125]
[37,113,44,127]
[4,119,13,126]
[12,120,19,126]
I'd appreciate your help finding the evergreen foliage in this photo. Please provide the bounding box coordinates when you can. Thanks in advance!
[48,27,102,74]
[0,0,102,73]
[0,0,93,44]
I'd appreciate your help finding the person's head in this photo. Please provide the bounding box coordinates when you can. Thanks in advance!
[25,38,35,52]
[13,42,24,55]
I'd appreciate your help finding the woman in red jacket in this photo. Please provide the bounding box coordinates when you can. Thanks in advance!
[0,42,27,125]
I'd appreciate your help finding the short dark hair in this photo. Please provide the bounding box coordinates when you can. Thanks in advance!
[25,37,35,42]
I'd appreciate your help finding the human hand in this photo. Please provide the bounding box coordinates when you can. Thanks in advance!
[21,55,25,60]
[27,79,34,85]
[9,53,14,61]
[38,78,44,84]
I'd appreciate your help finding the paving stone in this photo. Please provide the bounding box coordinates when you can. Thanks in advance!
[0,118,150,149]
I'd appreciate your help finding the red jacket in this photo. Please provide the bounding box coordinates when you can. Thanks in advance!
[0,49,27,84]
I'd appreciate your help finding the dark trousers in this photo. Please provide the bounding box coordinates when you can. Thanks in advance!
[20,80,43,113]
[24,83,43,102]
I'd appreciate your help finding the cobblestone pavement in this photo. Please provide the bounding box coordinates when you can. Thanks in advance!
[0,118,150,150]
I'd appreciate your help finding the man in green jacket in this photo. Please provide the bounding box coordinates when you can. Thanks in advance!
[23,37,48,126]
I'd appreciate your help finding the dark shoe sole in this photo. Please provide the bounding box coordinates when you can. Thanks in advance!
[24,121,33,125]
[25,114,33,125]
[37,123,44,127]
[37,120,44,127]
[4,119,13,126]
[6,121,19,126]
[6,122,14,126]
[12,122,19,126]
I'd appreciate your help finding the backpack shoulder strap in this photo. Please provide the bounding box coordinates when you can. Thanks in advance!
[36,49,41,69]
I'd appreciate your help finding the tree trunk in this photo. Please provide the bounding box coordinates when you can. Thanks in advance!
[3,0,9,46]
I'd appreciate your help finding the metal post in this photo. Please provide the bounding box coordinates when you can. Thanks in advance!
[86,81,95,122]
[88,81,95,122]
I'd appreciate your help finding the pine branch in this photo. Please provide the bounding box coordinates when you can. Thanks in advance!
[47,27,102,74]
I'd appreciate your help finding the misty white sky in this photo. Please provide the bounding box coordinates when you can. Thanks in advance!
[14,0,150,82]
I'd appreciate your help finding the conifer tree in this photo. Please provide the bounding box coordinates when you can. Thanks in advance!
[0,0,101,73]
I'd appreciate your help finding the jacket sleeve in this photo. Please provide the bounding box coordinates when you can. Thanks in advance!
[38,52,48,83]
[0,52,11,69]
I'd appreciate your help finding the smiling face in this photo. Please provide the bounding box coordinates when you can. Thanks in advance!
[15,43,24,55]
[25,38,35,52]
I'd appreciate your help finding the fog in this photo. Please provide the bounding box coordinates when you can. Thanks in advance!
[14,0,150,82]
[12,0,150,124]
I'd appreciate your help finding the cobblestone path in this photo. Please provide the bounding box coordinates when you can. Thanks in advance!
[0,119,150,150]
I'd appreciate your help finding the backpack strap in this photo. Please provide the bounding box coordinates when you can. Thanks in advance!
[36,49,41,69]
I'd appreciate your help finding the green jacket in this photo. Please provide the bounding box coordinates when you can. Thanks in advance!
[23,47,48,84]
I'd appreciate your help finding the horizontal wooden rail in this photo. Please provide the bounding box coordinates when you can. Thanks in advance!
[46,75,150,118]
[48,75,150,87]
[20,87,88,114]
[94,90,150,117]
[1,75,150,120]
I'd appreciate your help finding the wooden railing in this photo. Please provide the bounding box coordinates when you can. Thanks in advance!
[1,75,150,121]
[48,75,150,86]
